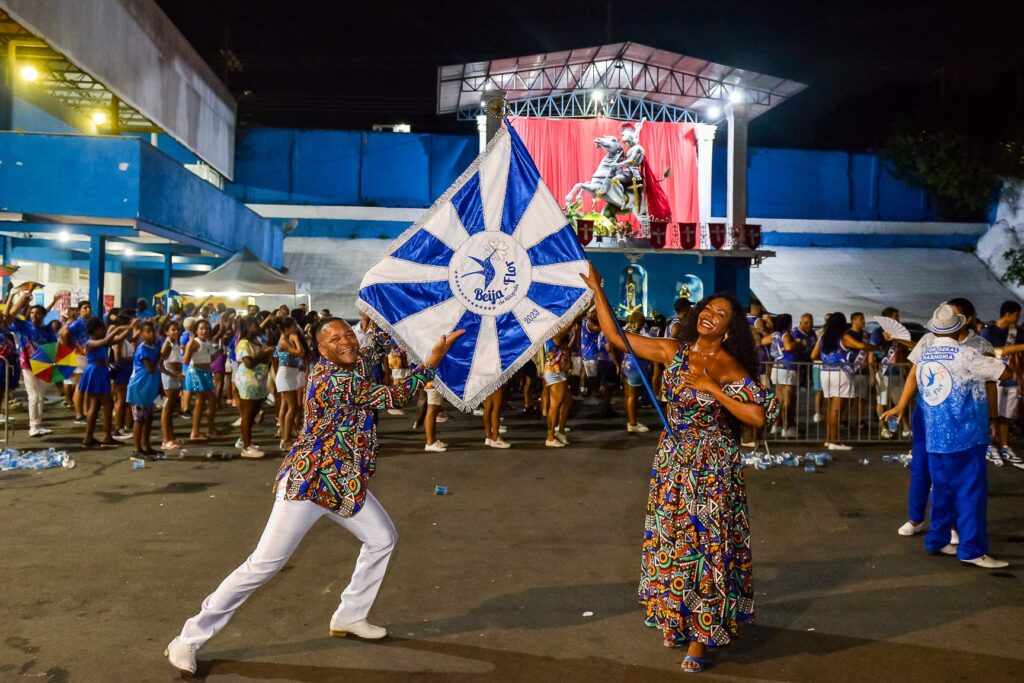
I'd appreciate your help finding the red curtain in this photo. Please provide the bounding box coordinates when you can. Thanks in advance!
[510,117,700,241]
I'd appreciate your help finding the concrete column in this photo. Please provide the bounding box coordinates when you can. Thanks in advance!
[0,51,11,130]
[726,102,749,249]
[476,115,488,154]
[694,123,717,248]
[482,88,507,146]
[89,235,106,312]
[162,252,173,291]
[1,236,11,293]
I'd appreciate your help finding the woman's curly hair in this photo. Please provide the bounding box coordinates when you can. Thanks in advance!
[679,292,760,380]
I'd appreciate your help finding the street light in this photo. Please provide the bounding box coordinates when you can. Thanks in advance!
[92,111,107,125]
[707,106,721,120]
[591,90,605,103]
[57,230,70,243]
[20,65,39,82]
[729,89,745,104]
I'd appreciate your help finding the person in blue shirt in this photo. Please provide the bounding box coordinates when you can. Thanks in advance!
[4,291,59,437]
[884,304,1010,569]
[60,299,93,424]
[135,298,155,319]
[127,321,162,456]
[980,300,1024,467]
[870,307,913,439]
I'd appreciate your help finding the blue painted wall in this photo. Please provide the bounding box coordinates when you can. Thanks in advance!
[710,147,936,221]
[0,132,283,266]
[225,128,477,208]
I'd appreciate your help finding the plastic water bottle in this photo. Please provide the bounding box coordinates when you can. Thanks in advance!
[434,485,448,495]
[178,449,190,459]
[860,458,870,466]
[886,416,899,432]
[814,453,828,467]
[804,465,816,473]
[130,457,145,470]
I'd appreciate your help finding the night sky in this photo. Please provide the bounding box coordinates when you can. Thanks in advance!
[156,0,1024,149]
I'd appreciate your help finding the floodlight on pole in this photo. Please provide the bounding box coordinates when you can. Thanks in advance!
[20,65,39,82]
[728,89,745,104]
[591,90,605,102]
[707,106,721,120]
[92,111,107,125]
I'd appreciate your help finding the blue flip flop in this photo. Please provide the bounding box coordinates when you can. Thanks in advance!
[682,655,712,673]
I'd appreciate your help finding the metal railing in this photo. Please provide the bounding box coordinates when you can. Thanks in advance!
[1,357,10,444]
[753,360,913,444]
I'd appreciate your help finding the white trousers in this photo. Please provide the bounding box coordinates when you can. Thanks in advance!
[21,369,47,430]
[179,488,397,648]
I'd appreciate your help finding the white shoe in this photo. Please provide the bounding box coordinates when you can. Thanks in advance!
[812,413,822,424]
[950,529,960,545]
[938,544,957,556]
[424,441,447,452]
[240,446,265,458]
[165,637,197,675]
[545,438,566,448]
[235,438,245,449]
[827,442,852,451]
[112,432,133,442]
[741,441,756,448]
[231,417,243,427]
[898,521,924,536]
[28,427,51,437]
[901,430,912,438]
[880,428,893,440]
[627,422,650,433]
[553,431,569,445]
[387,408,405,416]
[329,618,387,639]
[435,413,449,423]
[472,409,484,417]
[986,445,1004,467]
[498,424,508,434]
[487,438,511,449]
[770,424,781,435]
[784,427,799,438]
[961,555,1009,569]
[1001,446,1023,466]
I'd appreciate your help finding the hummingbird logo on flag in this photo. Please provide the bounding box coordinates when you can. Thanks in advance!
[357,121,593,410]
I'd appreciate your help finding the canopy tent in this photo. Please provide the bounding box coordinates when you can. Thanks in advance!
[751,247,1017,324]
[174,249,297,296]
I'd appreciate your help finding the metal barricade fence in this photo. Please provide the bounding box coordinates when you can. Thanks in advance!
[755,360,913,444]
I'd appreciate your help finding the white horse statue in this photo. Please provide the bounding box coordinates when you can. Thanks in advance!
[565,135,644,222]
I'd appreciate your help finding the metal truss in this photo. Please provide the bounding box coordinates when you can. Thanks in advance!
[2,11,157,132]
[456,92,702,123]
[439,41,806,121]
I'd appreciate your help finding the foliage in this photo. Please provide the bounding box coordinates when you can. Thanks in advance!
[566,199,629,239]
[885,132,1024,221]
[1002,247,1024,287]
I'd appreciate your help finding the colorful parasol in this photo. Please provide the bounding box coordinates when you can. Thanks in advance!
[14,281,44,293]
[154,288,181,301]
[0,264,19,277]
[29,342,78,384]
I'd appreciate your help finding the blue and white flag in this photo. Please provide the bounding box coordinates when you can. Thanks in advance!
[357,122,592,410]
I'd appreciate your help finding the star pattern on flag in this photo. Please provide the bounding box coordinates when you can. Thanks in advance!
[358,122,592,410]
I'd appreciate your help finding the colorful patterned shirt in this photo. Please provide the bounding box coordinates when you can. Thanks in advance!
[274,329,434,516]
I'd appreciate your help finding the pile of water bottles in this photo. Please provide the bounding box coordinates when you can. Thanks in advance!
[0,447,75,471]
[742,450,913,472]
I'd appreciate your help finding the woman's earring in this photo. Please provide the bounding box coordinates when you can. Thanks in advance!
[724,332,729,341]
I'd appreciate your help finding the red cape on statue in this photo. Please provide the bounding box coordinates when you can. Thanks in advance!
[641,156,673,221]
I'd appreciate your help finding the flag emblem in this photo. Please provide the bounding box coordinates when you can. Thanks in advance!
[358,122,592,410]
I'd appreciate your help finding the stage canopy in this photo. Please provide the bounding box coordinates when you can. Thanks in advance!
[438,41,807,123]
[175,249,296,296]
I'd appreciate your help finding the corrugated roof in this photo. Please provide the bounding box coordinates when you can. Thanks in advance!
[438,41,806,120]
[751,247,1018,324]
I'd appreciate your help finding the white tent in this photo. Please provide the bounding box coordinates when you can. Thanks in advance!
[175,249,297,296]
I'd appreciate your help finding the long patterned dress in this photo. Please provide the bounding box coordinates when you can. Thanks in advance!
[639,343,779,647]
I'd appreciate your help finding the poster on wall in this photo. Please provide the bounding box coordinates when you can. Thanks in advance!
[103,295,115,312]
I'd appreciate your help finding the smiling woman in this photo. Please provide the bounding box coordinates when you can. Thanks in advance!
[580,264,778,673]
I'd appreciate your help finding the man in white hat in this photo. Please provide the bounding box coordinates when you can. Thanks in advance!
[884,303,1011,568]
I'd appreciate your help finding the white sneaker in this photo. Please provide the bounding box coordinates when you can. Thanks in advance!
[1000,446,1023,465]
[901,430,912,438]
[498,424,508,434]
[545,438,566,448]
[472,409,485,417]
[435,413,449,423]
[898,521,924,536]
[424,441,447,452]
[235,438,245,449]
[961,555,1009,569]
[112,432,133,442]
[784,427,799,438]
[938,544,957,556]
[950,529,960,545]
[487,438,511,449]
[240,446,265,459]
[165,637,197,675]
[986,445,1003,467]
[880,428,894,439]
[770,423,781,435]
[812,413,822,424]
[827,442,852,451]
[231,417,243,427]
[387,408,405,416]
[28,427,51,437]
[553,431,569,445]
[329,618,387,639]
[627,422,650,433]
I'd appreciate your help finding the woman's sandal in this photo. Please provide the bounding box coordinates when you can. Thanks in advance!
[189,434,209,442]
[681,656,712,673]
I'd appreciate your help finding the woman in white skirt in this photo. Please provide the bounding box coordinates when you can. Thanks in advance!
[812,313,875,452]
[274,316,308,450]
[767,313,800,437]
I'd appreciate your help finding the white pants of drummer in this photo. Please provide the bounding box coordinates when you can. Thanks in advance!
[178,487,397,648]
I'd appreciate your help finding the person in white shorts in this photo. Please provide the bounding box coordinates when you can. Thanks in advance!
[812,312,876,451]
[981,300,1024,467]
[418,381,446,452]
[766,313,799,437]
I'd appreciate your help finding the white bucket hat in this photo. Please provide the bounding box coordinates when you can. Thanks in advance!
[926,303,966,334]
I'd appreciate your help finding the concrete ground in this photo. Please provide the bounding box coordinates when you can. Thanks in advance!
[1,397,1022,682]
